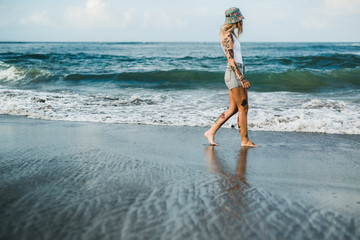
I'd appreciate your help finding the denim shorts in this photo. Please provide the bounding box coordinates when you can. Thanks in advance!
[224,63,245,90]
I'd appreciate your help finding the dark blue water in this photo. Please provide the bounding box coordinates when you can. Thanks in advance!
[1,42,359,92]
[0,42,359,134]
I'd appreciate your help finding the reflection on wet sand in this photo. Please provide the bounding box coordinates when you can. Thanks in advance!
[204,146,254,221]
[204,146,251,191]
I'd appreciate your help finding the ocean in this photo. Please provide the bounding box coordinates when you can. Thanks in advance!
[0,41,359,134]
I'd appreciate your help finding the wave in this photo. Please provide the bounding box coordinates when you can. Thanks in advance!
[64,70,225,89]
[0,88,359,135]
[275,54,360,69]
[0,62,51,84]
[249,68,360,92]
[0,51,226,64]
[243,54,360,71]
[0,62,49,83]
[1,65,360,93]
[1,50,359,69]
[62,68,360,92]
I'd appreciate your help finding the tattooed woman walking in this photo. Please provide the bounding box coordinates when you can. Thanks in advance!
[204,7,257,147]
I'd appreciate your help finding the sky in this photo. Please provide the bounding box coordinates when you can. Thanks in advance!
[0,0,359,42]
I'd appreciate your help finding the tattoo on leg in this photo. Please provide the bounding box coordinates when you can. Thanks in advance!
[241,99,247,107]
[215,112,225,124]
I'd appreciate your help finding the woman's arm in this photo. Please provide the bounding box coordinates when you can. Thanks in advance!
[222,33,250,89]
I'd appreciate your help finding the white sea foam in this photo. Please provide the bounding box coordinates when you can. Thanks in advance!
[0,62,25,82]
[0,87,359,135]
[349,43,360,47]
[249,93,360,134]
[0,61,49,83]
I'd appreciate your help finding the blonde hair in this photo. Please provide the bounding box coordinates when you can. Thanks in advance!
[220,21,243,39]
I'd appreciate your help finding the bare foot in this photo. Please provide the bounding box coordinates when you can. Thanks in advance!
[204,131,219,146]
[241,139,259,147]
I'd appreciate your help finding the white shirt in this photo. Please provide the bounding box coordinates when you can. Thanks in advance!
[231,33,243,65]
[221,32,243,65]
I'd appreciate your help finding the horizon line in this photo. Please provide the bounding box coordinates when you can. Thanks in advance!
[1,40,359,43]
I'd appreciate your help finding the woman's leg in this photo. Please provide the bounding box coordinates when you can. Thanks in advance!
[204,90,238,146]
[230,86,257,147]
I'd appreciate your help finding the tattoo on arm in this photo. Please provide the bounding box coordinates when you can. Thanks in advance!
[228,49,234,59]
[223,33,232,49]
[230,65,242,79]
[222,33,243,80]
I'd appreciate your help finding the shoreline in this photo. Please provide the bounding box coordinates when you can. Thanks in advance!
[1,114,359,239]
[0,114,359,137]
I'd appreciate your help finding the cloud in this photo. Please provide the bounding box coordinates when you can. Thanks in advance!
[4,0,358,42]
[298,17,328,30]
[119,8,134,29]
[323,0,360,14]
[63,0,135,30]
[296,0,360,31]
[142,12,151,28]
[20,10,52,26]
[64,0,110,28]
[141,11,187,30]
[189,6,218,17]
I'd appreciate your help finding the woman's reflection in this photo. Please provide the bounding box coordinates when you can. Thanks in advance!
[204,146,251,190]
[204,146,255,222]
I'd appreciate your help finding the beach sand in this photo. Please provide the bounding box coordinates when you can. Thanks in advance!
[0,114,359,239]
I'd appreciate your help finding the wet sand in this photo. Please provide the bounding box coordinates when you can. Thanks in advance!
[0,114,359,240]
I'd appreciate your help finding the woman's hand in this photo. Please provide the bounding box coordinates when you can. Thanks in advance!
[240,78,250,89]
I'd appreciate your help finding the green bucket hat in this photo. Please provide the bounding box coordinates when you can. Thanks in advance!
[225,7,244,24]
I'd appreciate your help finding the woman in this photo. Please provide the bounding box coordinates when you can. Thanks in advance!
[204,7,257,147]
